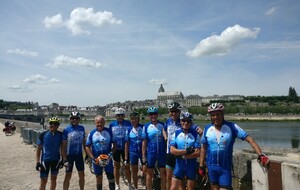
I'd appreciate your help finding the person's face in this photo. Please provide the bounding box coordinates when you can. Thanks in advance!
[95,117,105,131]
[49,122,59,132]
[169,110,180,121]
[130,117,139,126]
[180,118,192,131]
[210,111,224,127]
[148,112,158,123]
[116,114,125,122]
[70,117,80,126]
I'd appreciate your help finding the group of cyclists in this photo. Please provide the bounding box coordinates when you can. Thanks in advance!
[35,102,270,190]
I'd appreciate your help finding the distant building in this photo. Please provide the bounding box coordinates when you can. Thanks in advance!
[184,95,203,107]
[157,84,184,106]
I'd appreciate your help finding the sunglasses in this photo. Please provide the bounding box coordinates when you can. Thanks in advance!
[70,117,80,120]
[181,119,192,123]
[116,114,125,117]
[149,113,158,116]
[49,122,60,126]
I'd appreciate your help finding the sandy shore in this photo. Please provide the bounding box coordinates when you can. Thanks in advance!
[0,122,141,190]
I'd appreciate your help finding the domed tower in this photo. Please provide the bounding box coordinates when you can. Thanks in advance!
[158,84,165,93]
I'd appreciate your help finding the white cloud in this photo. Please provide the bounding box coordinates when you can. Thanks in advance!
[186,25,260,58]
[44,14,64,28]
[6,48,38,57]
[49,78,60,83]
[265,6,277,16]
[23,74,48,83]
[46,55,104,68]
[148,79,168,85]
[23,74,60,84]
[44,7,122,35]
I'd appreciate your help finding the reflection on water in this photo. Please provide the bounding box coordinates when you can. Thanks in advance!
[62,121,300,150]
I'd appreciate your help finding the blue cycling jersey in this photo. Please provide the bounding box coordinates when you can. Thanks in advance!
[201,120,248,169]
[125,124,144,153]
[164,118,181,153]
[142,120,166,154]
[109,120,131,150]
[86,128,113,157]
[37,130,63,161]
[170,128,201,180]
[63,124,86,155]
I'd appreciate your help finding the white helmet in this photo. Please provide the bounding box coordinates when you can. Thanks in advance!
[115,108,126,115]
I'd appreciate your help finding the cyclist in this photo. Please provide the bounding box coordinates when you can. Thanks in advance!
[169,112,201,190]
[164,101,183,190]
[85,115,116,190]
[109,107,132,190]
[36,117,64,190]
[200,103,270,190]
[142,106,167,190]
[62,112,86,190]
[125,112,146,190]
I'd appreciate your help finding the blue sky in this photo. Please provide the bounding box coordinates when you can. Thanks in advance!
[1,0,300,107]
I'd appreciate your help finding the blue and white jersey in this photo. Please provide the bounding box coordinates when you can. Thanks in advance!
[109,120,131,150]
[201,120,248,169]
[37,130,63,161]
[125,124,144,153]
[164,118,181,153]
[63,124,86,155]
[142,120,166,154]
[170,128,201,165]
[86,128,113,157]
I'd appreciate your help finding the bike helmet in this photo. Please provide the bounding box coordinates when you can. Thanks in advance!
[70,111,80,118]
[167,101,182,111]
[48,117,60,124]
[208,103,224,113]
[147,106,158,114]
[180,111,193,120]
[130,112,139,118]
[95,154,110,167]
[115,108,126,115]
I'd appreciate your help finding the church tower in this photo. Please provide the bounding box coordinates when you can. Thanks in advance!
[158,84,165,93]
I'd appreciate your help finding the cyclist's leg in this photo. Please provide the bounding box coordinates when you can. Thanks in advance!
[158,154,167,190]
[49,161,59,190]
[166,153,175,190]
[130,153,139,189]
[113,150,121,188]
[63,155,74,190]
[74,154,85,190]
[40,161,50,190]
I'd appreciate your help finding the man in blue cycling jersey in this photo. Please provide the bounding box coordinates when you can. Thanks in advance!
[169,112,201,190]
[164,101,183,190]
[36,117,64,190]
[142,106,167,190]
[109,107,132,190]
[62,112,86,190]
[200,103,269,190]
[85,115,116,190]
[125,112,146,190]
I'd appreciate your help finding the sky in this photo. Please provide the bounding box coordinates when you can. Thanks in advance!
[1,0,300,107]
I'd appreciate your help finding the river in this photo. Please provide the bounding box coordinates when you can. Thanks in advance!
[62,121,300,150]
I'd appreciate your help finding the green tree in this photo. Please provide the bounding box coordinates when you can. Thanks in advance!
[288,86,299,103]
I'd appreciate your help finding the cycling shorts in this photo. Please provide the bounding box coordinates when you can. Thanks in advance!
[166,153,176,169]
[93,160,114,176]
[112,149,125,162]
[173,159,197,180]
[208,165,232,189]
[40,160,60,178]
[129,151,142,165]
[147,153,166,169]
[66,154,85,172]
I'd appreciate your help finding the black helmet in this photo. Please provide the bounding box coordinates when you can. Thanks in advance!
[70,111,80,119]
[168,102,182,111]
[130,112,139,118]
